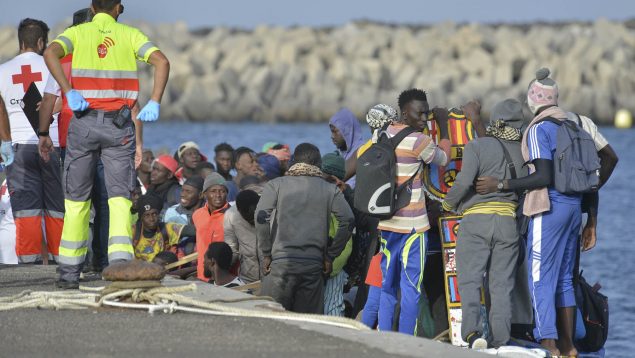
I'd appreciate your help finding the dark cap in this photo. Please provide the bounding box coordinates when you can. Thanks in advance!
[138,194,163,216]
[183,176,204,192]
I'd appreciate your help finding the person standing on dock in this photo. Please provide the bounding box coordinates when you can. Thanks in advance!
[376,89,450,335]
[256,143,354,314]
[443,99,528,349]
[43,0,170,288]
[0,18,64,264]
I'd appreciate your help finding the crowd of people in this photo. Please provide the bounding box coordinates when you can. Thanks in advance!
[0,0,620,356]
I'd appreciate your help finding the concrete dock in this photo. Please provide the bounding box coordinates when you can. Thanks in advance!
[0,265,486,358]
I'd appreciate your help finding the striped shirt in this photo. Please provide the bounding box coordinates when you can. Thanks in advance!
[376,123,447,234]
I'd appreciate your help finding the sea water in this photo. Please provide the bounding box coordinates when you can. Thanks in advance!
[145,121,635,356]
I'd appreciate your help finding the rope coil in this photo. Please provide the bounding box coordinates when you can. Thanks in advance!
[0,282,368,331]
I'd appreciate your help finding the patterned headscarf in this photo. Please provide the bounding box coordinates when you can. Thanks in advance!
[366,103,398,129]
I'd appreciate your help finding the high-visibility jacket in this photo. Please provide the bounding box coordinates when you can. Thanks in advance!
[52,13,159,111]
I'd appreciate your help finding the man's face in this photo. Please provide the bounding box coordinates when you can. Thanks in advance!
[139,151,155,174]
[402,100,430,131]
[215,150,233,174]
[180,184,201,209]
[150,162,172,185]
[142,209,159,231]
[235,152,259,176]
[181,148,201,170]
[205,185,228,211]
[330,124,346,150]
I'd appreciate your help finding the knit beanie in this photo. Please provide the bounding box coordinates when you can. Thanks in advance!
[527,68,559,114]
[321,152,346,180]
[203,172,227,192]
[489,99,525,129]
[138,194,164,216]
[177,141,200,160]
[366,103,398,129]
[183,175,204,192]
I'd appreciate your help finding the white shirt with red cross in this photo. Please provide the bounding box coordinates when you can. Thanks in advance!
[0,52,58,146]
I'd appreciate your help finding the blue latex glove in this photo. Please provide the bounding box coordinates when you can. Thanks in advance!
[1,140,14,167]
[65,90,90,111]
[137,100,160,122]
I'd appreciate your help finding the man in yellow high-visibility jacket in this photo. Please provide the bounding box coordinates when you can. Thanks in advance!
[43,0,170,288]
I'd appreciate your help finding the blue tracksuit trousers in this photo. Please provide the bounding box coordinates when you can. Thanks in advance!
[378,230,426,335]
[527,200,581,341]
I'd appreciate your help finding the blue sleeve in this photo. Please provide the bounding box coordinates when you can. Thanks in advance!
[527,123,553,161]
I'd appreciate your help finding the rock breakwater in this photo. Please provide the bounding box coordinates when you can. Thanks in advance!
[1,19,633,123]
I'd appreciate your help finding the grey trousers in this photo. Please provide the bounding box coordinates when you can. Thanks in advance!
[456,213,519,347]
[261,260,324,314]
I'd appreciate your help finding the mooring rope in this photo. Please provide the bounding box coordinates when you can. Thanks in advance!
[0,282,368,331]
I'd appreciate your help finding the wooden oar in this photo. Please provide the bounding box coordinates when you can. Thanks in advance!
[165,252,198,270]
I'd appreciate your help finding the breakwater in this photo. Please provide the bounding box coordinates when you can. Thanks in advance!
[1,19,633,123]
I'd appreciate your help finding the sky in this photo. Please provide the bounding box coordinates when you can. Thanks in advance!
[0,0,634,30]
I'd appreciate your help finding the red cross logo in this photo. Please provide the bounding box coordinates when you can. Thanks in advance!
[12,65,42,92]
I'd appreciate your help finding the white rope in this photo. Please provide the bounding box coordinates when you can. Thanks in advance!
[0,283,368,331]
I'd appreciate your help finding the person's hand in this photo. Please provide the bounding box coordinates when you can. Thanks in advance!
[581,220,597,252]
[323,258,333,277]
[475,176,500,194]
[0,140,13,167]
[135,144,143,169]
[333,176,347,193]
[36,101,42,112]
[427,200,443,226]
[65,90,90,111]
[462,100,482,123]
[137,100,160,122]
[263,256,272,275]
[38,136,54,162]
[432,107,449,125]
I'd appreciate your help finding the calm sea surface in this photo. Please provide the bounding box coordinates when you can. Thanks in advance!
[145,122,635,356]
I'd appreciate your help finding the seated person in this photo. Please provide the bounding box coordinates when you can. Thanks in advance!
[224,189,261,283]
[164,176,204,225]
[147,154,181,214]
[193,173,230,281]
[203,242,245,288]
[132,194,188,262]
[175,141,207,185]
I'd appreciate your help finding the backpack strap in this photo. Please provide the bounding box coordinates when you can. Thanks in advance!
[387,126,416,151]
[537,117,563,126]
[493,138,518,180]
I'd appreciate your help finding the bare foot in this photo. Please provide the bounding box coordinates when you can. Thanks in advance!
[559,347,578,357]
[540,339,560,357]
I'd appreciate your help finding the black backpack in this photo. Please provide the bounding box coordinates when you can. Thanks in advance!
[354,125,418,219]
[574,236,609,352]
